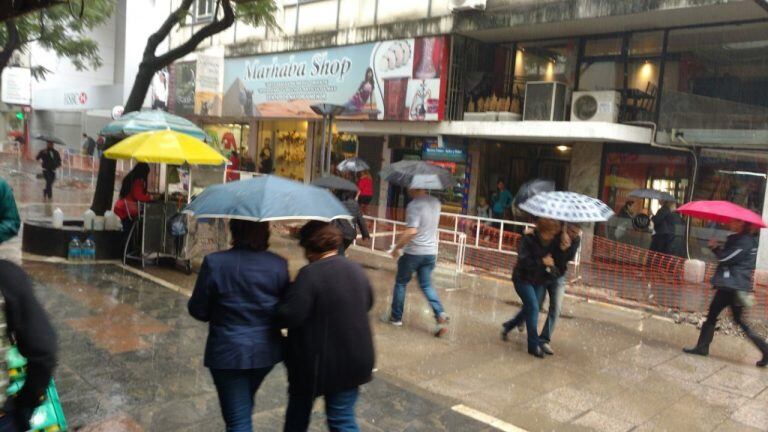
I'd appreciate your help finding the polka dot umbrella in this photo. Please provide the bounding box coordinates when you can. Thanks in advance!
[518,191,614,223]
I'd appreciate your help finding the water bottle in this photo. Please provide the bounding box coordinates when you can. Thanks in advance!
[83,209,96,231]
[52,208,64,229]
[67,237,81,261]
[82,237,96,262]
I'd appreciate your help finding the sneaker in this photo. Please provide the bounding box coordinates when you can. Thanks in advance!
[437,312,450,325]
[434,325,448,338]
[540,343,554,355]
[388,318,403,327]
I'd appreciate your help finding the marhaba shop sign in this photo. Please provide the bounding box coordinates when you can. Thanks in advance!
[222,37,448,120]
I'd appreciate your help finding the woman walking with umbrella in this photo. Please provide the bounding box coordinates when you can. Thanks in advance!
[680,201,768,367]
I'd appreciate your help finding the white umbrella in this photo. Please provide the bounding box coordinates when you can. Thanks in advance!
[518,191,614,222]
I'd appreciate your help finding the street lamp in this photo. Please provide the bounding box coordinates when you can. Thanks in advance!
[310,103,346,176]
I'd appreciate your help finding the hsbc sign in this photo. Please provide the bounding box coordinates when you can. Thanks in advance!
[63,91,88,106]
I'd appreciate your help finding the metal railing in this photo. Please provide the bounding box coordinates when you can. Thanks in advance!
[357,215,467,273]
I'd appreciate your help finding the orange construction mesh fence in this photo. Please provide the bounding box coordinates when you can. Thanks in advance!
[356,207,768,321]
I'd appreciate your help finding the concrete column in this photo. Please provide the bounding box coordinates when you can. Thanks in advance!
[567,141,604,262]
[377,135,390,220]
[467,140,481,215]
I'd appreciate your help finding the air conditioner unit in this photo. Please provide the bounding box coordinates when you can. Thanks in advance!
[449,0,487,12]
[522,81,568,121]
[571,91,621,123]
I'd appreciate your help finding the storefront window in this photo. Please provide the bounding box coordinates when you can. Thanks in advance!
[203,123,252,173]
[660,22,768,130]
[629,31,663,57]
[515,39,578,87]
[578,60,622,91]
[584,37,623,57]
[257,120,309,182]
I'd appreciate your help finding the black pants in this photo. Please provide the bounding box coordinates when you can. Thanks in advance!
[649,233,673,254]
[695,289,768,355]
[42,170,55,199]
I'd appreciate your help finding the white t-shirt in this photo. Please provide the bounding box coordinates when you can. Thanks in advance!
[403,195,440,256]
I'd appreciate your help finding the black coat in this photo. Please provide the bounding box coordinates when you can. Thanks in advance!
[0,261,57,431]
[513,232,561,285]
[277,255,375,396]
[710,232,757,292]
[553,235,580,276]
[35,148,61,172]
[652,205,678,236]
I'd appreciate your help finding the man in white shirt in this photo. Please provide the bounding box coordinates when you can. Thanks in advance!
[389,188,449,336]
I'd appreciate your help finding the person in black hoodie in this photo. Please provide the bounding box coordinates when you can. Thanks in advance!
[35,141,61,201]
[501,218,562,358]
[684,219,768,367]
[278,221,375,432]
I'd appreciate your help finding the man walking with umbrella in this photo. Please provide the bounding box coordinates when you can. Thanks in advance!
[381,161,454,337]
[35,141,61,201]
[388,187,450,336]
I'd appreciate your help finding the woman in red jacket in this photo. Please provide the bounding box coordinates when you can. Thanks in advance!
[113,163,153,232]
[356,171,373,212]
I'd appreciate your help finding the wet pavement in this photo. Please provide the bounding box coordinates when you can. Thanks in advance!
[25,258,491,432]
[5,160,768,431]
[17,237,767,432]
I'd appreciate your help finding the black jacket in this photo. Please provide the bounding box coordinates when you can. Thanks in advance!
[513,232,561,285]
[35,148,61,172]
[0,261,57,431]
[652,205,678,236]
[710,232,757,292]
[277,255,375,396]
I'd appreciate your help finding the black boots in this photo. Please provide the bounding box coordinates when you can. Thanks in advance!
[683,346,709,356]
[528,346,544,358]
[683,321,715,357]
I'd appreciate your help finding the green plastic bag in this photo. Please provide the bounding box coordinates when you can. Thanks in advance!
[5,348,68,431]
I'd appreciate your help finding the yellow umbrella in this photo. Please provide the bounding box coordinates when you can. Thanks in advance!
[104,129,227,165]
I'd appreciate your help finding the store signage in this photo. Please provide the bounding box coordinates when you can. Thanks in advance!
[1,67,31,105]
[195,54,224,116]
[64,91,88,106]
[170,61,196,116]
[223,36,448,121]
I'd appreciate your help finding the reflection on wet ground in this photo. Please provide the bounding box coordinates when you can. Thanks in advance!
[27,262,489,432]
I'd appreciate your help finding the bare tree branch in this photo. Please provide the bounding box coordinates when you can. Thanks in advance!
[154,0,235,67]
[144,0,195,60]
[0,20,21,76]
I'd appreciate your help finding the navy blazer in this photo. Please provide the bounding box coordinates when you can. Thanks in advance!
[188,247,289,369]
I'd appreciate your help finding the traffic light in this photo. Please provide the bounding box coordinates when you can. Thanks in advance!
[15,111,23,121]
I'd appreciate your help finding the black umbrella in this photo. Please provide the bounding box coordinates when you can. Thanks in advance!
[514,178,555,207]
[34,134,66,145]
[311,175,359,192]
[381,160,452,190]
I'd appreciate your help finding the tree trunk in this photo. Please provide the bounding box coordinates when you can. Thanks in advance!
[90,65,154,214]
[0,21,21,79]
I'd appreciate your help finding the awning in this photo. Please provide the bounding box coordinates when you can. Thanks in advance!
[336,120,653,144]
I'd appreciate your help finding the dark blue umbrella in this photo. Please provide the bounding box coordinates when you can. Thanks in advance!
[183,175,351,222]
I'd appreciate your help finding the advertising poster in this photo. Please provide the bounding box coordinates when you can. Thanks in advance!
[169,61,196,115]
[195,54,224,116]
[1,67,31,105]
[222,36,447,120]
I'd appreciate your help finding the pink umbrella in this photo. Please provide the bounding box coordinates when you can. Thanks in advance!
[676,200,767,228]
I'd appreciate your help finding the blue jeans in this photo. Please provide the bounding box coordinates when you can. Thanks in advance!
[390,254,444,321]
[504,279,545,351]
[210,366,273,432]
[540,277,565,343]
[284,388,360,432]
